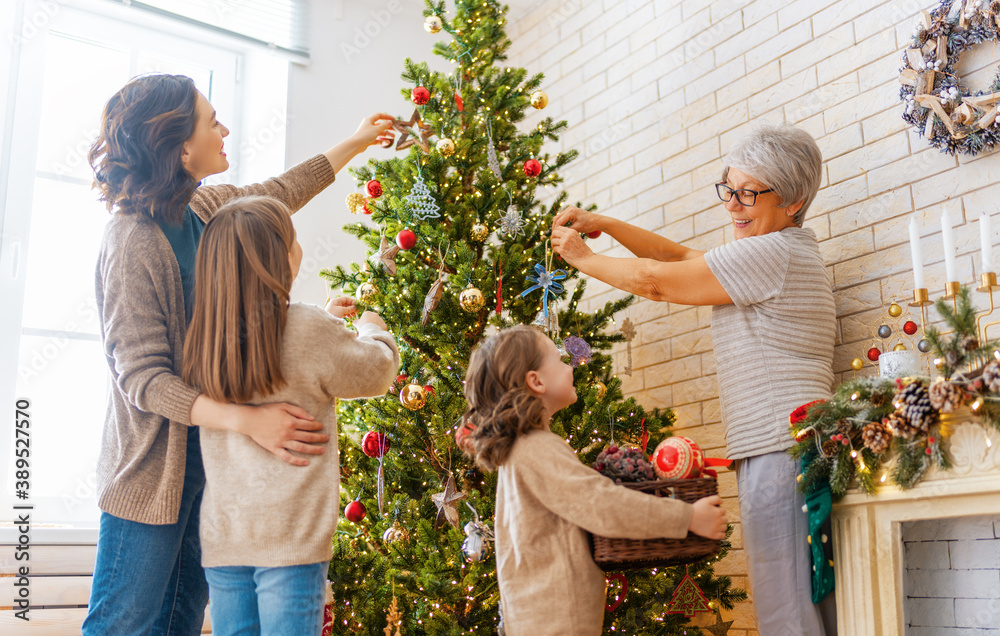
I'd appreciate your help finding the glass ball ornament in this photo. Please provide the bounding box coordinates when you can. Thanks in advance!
[523,159,541,177]
[436,137,455,156]
[356,282,377,303]
[888,303,903,317]
[382,522,409,543]
[346,192,366,214]
[345,500,366,523]
[362,431,390,458]
[366,179,383,198]
[461,522,490,562]
[867,347,881,362]
[877,325,892,339]
[470,223,489,242]
[903,320,919,335]
[850,357,865,371]
[591,380,607,400]
[399,383,427,411]
[424,14,443,33]
[459,285,485,312]
[411,86,430,105]
[530,90,548,109]
[918,338,932,353]
[893,343,908,352]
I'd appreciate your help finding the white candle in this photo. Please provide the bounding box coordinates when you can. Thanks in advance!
[909,216,925,289]
[941,209,958,282]
[981,213,993,273]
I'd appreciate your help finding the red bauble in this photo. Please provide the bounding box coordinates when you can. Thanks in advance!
[587,230,602,239]
[363,200,372,215]
[396,228,417,250]
[345,500,366,523]
[523,159,541,177]
[366,180,383,198]
[411,86,430,105]
[455,92,464,111]
[867,347,881,362]
[903,320,918,335]
[362,431,390,458]
[651,437,704,479]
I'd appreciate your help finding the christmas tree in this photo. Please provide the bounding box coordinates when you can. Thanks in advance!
[319,1,745,633]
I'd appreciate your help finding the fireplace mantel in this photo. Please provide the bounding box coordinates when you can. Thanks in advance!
[832,418,1000,635]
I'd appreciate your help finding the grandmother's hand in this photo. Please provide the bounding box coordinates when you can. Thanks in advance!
[552,206,603,234]
[551,225,593,267]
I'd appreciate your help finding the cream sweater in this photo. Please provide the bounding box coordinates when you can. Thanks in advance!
[199,304,399,567]
[496,430,694,636]
[94,155,335,524]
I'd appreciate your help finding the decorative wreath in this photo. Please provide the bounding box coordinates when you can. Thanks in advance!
[899,0,1000,156]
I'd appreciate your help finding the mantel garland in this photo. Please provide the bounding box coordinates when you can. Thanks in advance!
[790,287,1000,498]
[899,0,1000,156]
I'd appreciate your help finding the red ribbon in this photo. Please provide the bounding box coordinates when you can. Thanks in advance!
[640,418,649,455]
[495,260,503,315]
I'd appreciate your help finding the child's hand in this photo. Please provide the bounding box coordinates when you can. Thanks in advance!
[688,495,727,540]
[356,311,387,331]
[352,112,396,150]
[325,296,357,319]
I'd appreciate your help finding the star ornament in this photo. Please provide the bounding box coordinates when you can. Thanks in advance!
[392,109,433,153]
[519,263,566,318]
[375,236,401,276]
[702,610,734,636]
[430,474,466,529]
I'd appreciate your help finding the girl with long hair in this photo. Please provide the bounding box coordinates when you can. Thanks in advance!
[182,196,398,634]
[462,325,728,635]
[84,73,394,634]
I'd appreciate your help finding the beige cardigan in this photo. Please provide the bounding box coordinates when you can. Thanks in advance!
[94,155,335,525]
[496,430,695,636]
[199,304,399,567]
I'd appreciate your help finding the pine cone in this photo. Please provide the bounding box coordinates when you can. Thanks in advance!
[836,420,853,437]
[895,380,938,434]
[870,392,888,408]
[983,361,1000,393]
[885,411,920,439]
[962,335,979,351]
[822,439,840,456]
[928,378,967,413]
[862,420,893,454]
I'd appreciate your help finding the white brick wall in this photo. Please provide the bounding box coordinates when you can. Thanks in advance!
[507,1,1000,632]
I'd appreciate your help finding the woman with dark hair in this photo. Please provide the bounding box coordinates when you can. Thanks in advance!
[82,73,394,635]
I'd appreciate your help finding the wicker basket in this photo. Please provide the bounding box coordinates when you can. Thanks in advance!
[591,477,722,572]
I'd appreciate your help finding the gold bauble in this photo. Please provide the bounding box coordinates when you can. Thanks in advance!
[346,192,366,214]
[470,223,489,242]
[399,383,427,411]
[850,358,865,371]
[591,380,607,400]
[356,282,377,303]
[436,138,455,156]
[893,343,907,351]
[888,303,903,318]
[530,90,548,109]
[459,285,485,312]
[424,15,443,33]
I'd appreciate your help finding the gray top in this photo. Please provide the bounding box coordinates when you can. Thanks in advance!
[704,227,835,460]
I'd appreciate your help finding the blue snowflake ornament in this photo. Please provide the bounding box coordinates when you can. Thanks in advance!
[520,263,566,317]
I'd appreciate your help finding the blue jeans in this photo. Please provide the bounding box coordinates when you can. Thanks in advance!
[204,562,327,636]
[83,427,208,635]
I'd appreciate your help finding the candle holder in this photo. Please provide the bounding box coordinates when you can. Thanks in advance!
[908,287,932,332]
[976,272,1000,343]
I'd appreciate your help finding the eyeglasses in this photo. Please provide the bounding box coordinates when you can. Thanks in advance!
[715,183,774,207]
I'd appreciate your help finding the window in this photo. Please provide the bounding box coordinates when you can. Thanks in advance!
[0,0,287,526]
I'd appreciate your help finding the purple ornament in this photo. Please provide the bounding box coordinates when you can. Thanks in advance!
[563,336,592,367]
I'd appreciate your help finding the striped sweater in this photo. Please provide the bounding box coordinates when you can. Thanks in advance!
[704,227,835,460]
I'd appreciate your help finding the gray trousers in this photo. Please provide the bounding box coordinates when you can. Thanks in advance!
[736,451,838,636]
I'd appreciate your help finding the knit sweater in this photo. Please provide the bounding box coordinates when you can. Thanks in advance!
[496,430,694,636]
[199,304,399,567]
[703,227,836,460]
[94,155,335,525]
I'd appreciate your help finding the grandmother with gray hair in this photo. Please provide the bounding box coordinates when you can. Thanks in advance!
[551,122,837,635]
